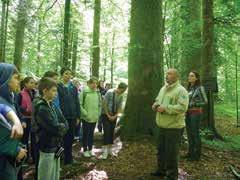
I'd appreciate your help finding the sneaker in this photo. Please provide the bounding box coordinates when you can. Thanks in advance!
[99,152,108,160]
[89,151,96,157]
[108,150,116,157]
[83,151,91,158]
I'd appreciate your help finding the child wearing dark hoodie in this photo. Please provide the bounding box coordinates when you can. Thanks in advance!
[33,77,68,180]
[57,67,80,164]
[0,63,27,180]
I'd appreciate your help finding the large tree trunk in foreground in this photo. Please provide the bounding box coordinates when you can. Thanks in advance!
[122,0,164,137]
[202,0,223,140]
[180,0,202,82]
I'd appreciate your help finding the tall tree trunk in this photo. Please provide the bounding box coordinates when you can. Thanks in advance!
[63,0,71,68]
[2,0,9,61]
[122,0,164,137]
[169,1,181,69]
[60,38,63,68]
[224,67,230,100]
[110,31,115,87]
[13,0,30,72]
[36,19,41,76]
[72,29,78,75]
[181,0,202,82]
[91,0,101,78]
[202,0,222,139]
[68,23,74,68]
[103,56,106,81]
[160,0,164,83]
[236,36,239,126]
[103,39,108,82]
[0,0,6,62]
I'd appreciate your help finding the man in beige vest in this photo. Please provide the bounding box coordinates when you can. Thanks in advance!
[151,69,189,180]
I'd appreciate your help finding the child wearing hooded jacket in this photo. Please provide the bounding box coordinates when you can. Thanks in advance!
[79,77,102,157]
[17,76,36,161]
[34,77,68,180]
[0,63,27,180]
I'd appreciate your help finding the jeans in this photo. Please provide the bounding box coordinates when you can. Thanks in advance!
[102,114,116,145]
[157,128,182,180]
[185,113,202,159]
[82,120,96,151]
[38,151,60,180]
[63,119,75,164]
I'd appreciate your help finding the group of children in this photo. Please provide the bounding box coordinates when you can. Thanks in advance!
[0,63,128,180]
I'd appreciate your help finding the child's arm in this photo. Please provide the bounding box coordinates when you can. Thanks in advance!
[0,104,23,139]
[6,111,24,139]
[55,107,69,132]
[74,86,81,122]
[0,115,24,159]
[36,106,66,136]
[79,91,87,118]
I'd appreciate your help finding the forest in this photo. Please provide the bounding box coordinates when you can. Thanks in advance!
[0,0,240,179]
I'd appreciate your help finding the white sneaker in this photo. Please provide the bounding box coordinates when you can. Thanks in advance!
[109,150,116,157]
[99,152,108,160]
[83,151,91,158]
[108,148,115,156]
[89,150,96,157]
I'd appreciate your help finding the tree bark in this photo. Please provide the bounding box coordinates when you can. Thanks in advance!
[0,0,7,62]
[122,0,164,137]
[91,0,101,78]
[72,29,78,75]
[2,0,9,61]
[103,38,108,82]
[202,0,223,140]
[110,31,115,87]
[180,0,202,81]
[68,23,74,67]
[13,0,30,72]
[202,0,214,79]
[62,0,71,68]
[36,19,41,76]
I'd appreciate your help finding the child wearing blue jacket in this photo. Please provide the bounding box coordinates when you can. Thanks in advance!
[0,63,27,180]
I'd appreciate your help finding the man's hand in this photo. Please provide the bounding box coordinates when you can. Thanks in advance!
[157,106,166,113]
[107,114,116,121]
[11,123,23,139]
[22,122,27,128]
[111,115,118,121]
[76,118,80,126]
[152,104,159,111]
[16,148,27,162]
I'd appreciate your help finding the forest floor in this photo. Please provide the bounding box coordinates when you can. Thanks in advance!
[23,116,240,180]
